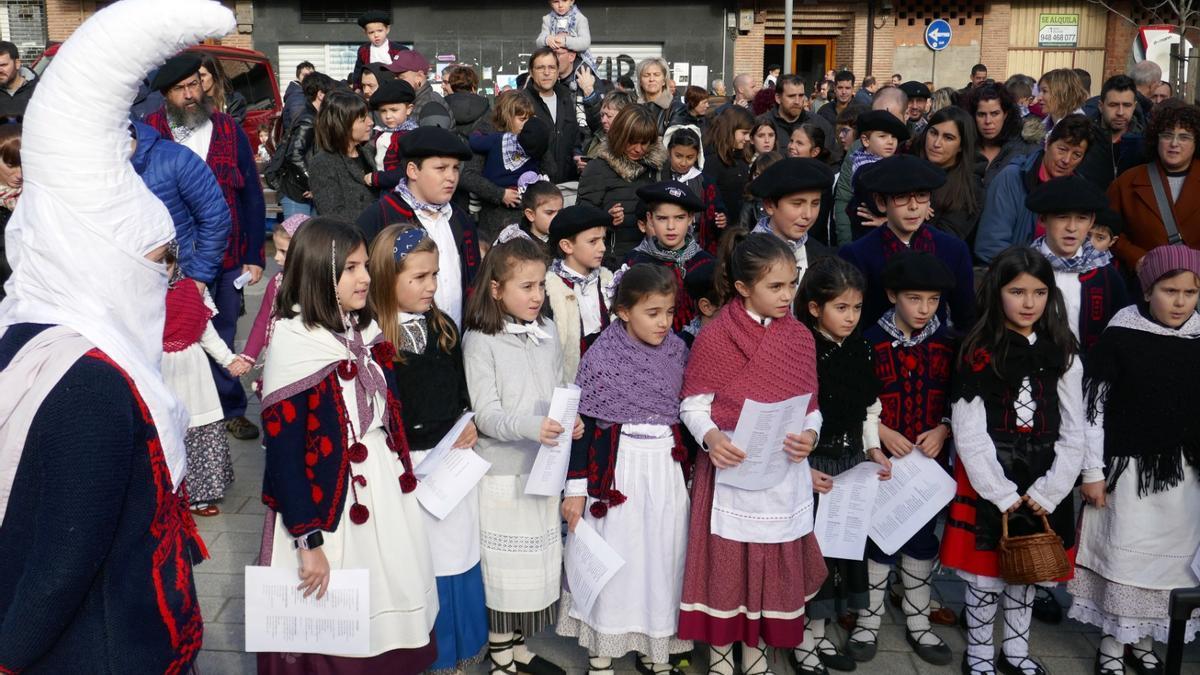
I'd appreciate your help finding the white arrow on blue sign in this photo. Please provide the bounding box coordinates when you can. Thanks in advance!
[925,19,952,51]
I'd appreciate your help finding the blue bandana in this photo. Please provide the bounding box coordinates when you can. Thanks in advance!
[1033,235,1112,275]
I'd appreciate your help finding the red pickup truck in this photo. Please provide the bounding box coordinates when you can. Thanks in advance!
[33,43,281,151]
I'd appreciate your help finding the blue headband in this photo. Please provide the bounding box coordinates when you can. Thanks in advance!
[393,228,426,261]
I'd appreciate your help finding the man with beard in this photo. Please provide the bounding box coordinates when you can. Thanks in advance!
[758,74,837,159]
[1078,75,1146,190]
[0,41,35,121]
[145,52,265,441]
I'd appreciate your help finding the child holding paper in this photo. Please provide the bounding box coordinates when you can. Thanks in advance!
[677,230,827,675]
[557,264,694,675]
[793,256,889,674]
[941,247,1086,675]
[852,251,958,666]
[369,224,488,675]
[462,235,583,675]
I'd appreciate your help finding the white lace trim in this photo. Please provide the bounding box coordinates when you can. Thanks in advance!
[1069,598,1200,645]
[480,526,561,554]
[1108,305,1200,338]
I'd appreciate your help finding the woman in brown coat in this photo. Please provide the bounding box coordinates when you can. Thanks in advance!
[1109,101,1200,269]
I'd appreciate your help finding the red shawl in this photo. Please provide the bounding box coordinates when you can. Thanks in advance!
[682,297,819,429]
[163,282,211,353]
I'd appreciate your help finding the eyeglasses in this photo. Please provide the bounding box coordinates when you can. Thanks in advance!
[888,191,932,206]
[837,126,854,137]
[1159,132,1196,145]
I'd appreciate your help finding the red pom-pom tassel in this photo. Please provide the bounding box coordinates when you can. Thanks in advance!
[589,501,608,518]
[347,442,368,463]
[399,472,418,493]
[349,503,370,524]
[337,360,359,380]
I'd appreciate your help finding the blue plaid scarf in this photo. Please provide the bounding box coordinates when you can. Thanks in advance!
[877,308,942,348]
[380,118,417,135]
[633,234,702,274]
[394,178,451,218]
[753,216,807,252]
[1033,235,1112,275]
[501,132,529,172]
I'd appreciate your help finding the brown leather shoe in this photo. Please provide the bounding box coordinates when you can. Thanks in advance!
[226,415,260,440]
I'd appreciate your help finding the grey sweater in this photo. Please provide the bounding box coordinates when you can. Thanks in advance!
[307,145,378,223]
[463,319,566,476]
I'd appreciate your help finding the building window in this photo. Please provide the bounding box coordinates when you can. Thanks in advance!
[896,3,986,28]
[299,0,389,24]
[0,0,46,60]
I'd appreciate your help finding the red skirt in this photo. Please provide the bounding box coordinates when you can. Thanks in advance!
[940,461,1076,581]
[677,453,827,648]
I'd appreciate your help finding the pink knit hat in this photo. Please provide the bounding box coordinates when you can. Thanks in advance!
[278,214,310,237]
[1137,244,1200,293]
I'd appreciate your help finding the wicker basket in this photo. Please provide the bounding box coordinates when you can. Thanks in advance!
[997,513,1070,585]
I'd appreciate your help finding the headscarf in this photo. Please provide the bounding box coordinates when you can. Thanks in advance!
[0,0,237,489]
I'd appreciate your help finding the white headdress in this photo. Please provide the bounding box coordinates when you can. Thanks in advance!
[0,0,237,488]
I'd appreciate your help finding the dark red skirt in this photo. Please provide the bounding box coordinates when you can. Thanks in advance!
[256,633,436,675]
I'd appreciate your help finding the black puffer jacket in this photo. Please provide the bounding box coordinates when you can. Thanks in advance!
[452,93,499,215]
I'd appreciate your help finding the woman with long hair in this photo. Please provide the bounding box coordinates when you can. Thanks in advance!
[197,54,247,123]
[579,104,665,267]
[912,106,984,242]
[967,84,1036,187]
[307,90,379,223]
[704,105,755,226]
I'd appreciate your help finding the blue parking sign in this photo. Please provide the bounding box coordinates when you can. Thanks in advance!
[926,19,952,51]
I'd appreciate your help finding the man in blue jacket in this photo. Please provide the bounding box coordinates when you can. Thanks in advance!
[130,122,229,287]
[973,114,1091,264]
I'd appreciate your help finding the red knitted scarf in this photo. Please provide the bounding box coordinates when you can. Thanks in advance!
[681,297,819,429]
[163,283,212,353]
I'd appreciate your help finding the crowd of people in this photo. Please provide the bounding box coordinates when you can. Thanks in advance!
[1,1,1199,674]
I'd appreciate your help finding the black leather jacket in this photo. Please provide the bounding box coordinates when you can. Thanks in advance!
[278,106,316,201]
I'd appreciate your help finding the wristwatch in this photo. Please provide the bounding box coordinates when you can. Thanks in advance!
[294,531,324,550]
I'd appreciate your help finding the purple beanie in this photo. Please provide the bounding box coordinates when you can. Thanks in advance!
[1137,244,1200,293]
[278,214,310,237]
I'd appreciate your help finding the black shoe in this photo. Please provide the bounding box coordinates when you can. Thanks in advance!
[997,654,1047,675]
[514,656,565,675]
[815,640,856,672]
[225,415,260,440]
[961,652,996,675]
[1031,588,1063,624]
[843,637,876,663]
[906,630,953,666]
[633,657,684,675]
[1124,645,1164,675]
[786,648,828,675]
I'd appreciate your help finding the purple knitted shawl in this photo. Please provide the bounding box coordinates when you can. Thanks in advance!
[575,320,688,426]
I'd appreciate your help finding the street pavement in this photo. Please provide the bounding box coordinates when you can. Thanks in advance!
[193,249,1200,674]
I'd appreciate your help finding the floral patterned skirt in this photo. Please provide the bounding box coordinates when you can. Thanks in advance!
[184,420,234,503]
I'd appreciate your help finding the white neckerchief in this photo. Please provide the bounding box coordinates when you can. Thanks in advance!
[177,117,213,161]
[504,319,552,345]
[410,205,463,329]
[369,43,391,64]
[560,261,603,336]
[0,0,237,490]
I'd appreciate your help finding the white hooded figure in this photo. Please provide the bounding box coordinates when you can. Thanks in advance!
[0,0,234,671]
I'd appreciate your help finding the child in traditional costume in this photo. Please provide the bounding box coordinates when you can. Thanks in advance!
[545,204,613,382]
[677,231,827,675]
[369,224,490,675]
[239,213,308,390]
[1070,244,1200,675]
[624,181,716,334]
[852,252,958,666]
[793,256,890,674]
[258,218,437,674]
[748,157,834,285]
[942,246,1087,675]
[557,264,693,675]
[463,235,581,675]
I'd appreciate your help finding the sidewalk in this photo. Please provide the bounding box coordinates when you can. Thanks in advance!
[193,254,1200,674]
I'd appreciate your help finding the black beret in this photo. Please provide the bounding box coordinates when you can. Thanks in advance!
[1024,175,1109,215]
[518,116,551,163]
[856,110,910,141]
[750,157,834,199]
[899,80,932,100]
[882,251,956,292]
[635,181,704,213]
[859,155,947,194]
[549,204,610,252]
[399,127,471,161]
[151,53,202,92]
[683,257,717,302]
[1094,206,1124,236]
[369,79,415,108]
[357,10,391,28]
